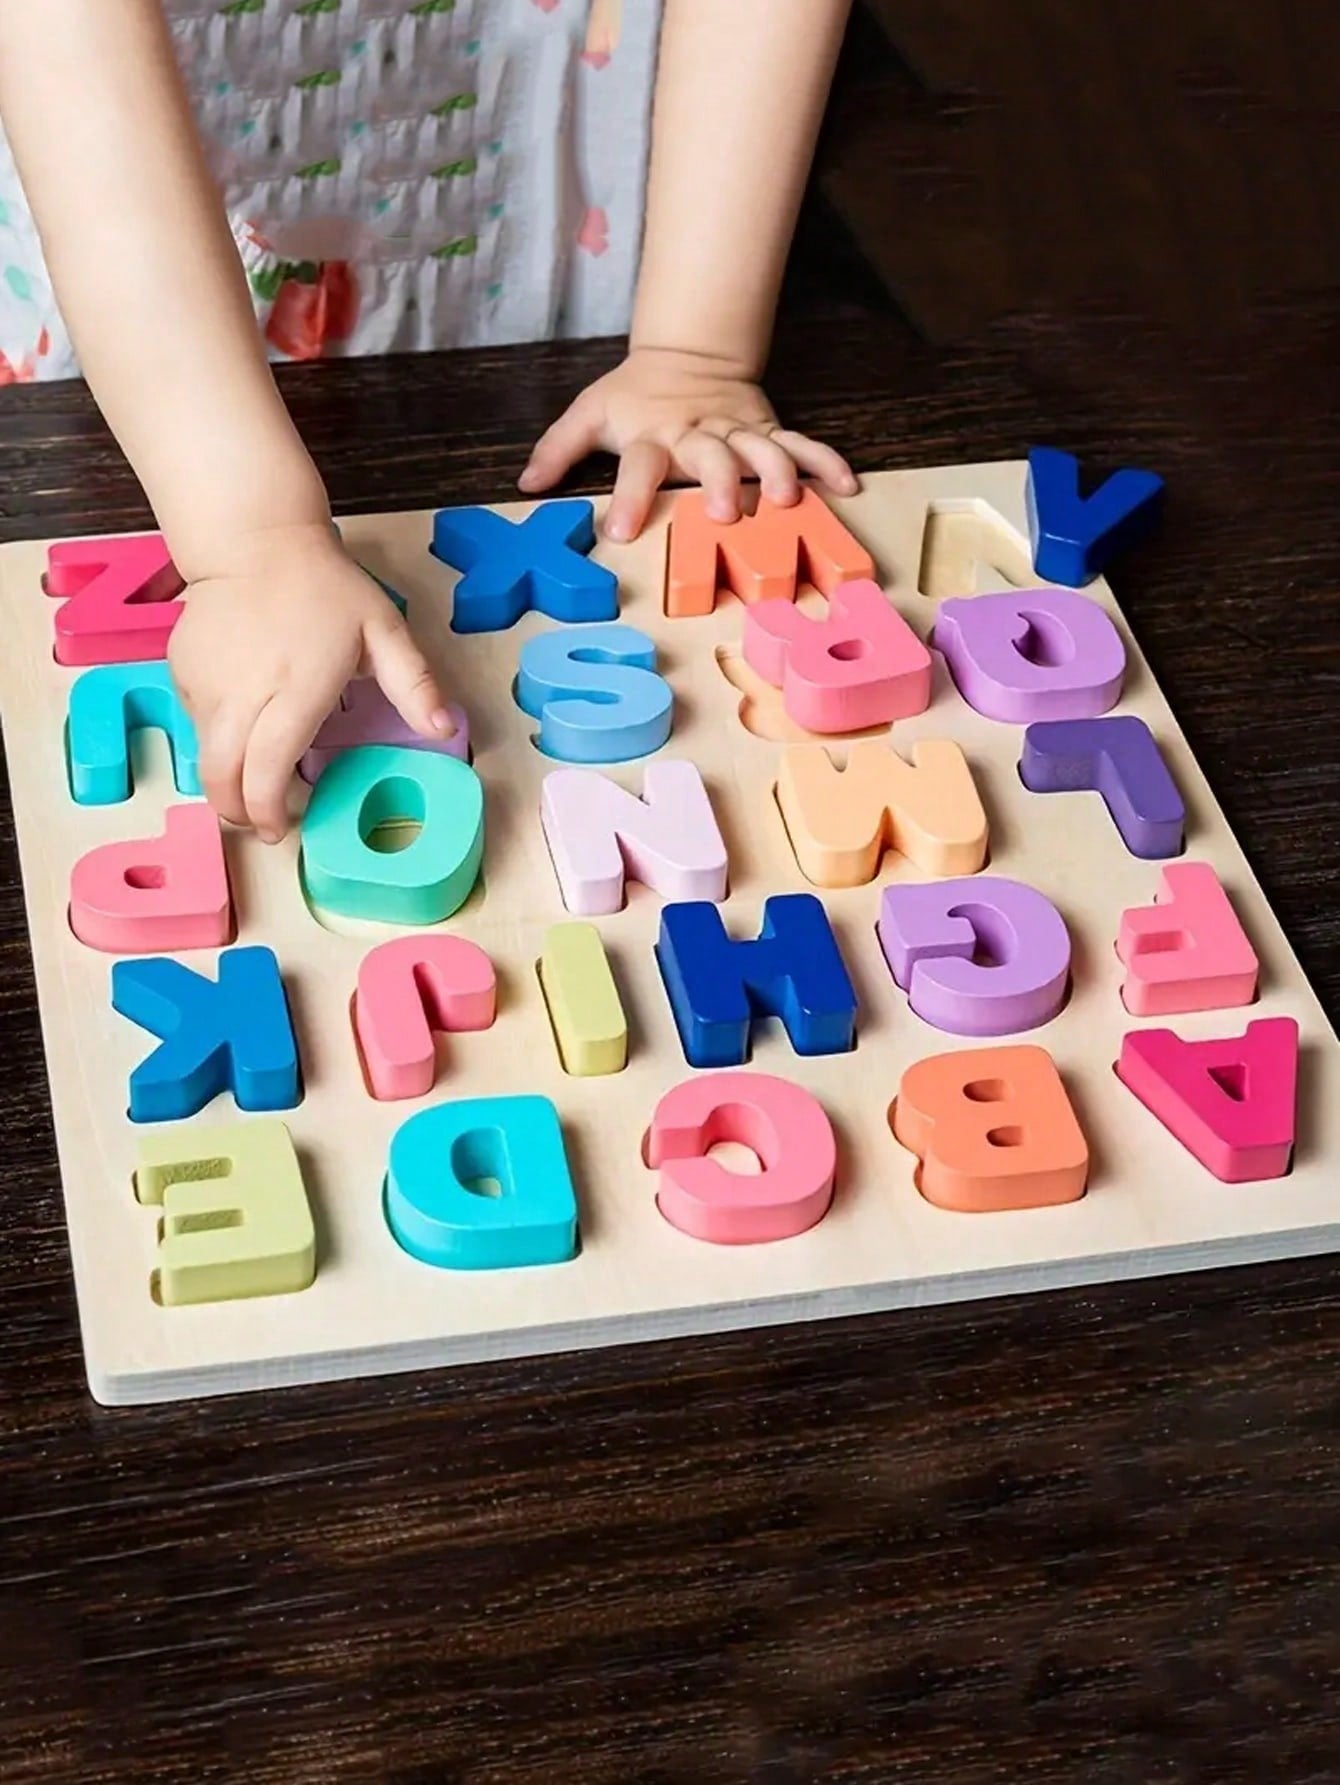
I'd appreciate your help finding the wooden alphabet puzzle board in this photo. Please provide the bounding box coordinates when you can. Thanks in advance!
[1,461,1337,1405]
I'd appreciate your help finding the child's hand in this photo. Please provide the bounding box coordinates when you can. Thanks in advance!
[167,522,453,842]
[518,346,857,542]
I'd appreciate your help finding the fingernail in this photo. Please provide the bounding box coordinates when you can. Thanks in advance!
[430,707,455,734]
[604,516,631,542]
[841,472,859,493]
[258,828,282,846]
[518,465,539,490]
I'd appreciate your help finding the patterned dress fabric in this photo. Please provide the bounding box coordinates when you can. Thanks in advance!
[0,0,661,381]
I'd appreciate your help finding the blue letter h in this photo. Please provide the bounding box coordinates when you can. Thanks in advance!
[656,893,858,1068]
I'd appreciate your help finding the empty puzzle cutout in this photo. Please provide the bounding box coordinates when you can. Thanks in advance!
[916,500,1032,602]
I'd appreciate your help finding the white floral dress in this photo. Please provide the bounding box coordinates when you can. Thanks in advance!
[0,0,660,382]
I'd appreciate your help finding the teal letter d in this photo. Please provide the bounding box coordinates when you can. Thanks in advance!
[385,1095,579,1270]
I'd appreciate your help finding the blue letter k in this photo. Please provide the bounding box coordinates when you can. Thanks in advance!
[112,945,301,1123]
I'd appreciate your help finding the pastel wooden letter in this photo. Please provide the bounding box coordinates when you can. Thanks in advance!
[656,894,857,1067]
[777,738,988,887]
[70,803,230,954]
[539,923,628,1076]
[135,1118,315,1305]
[1116,862,1259,1016]
[1116,1017,1298,1182]
[893,1045,1089,1211]
[743,579,932,732]
[878,876,1071,1036]
[1026,447,1164,586]
[46,533,185,666]
[354,935,497,1101]
[66,661,201,806]
[515,623,673,763]
[300,744,484,925]
[540,761,728,915]
[1020,715,1185,858]
[666,487,874,618]
[112,945,300,1123]
[431,498,618,633]
[932,587,1126,722]
[385,1095,579,1270]
[648,1072,836,1243]
[300,681,469,784]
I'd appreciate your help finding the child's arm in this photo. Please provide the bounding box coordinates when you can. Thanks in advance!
[0,0,450,841]
[521,0,857,541]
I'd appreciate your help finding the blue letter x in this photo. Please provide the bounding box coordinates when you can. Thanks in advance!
[431,498,620,634]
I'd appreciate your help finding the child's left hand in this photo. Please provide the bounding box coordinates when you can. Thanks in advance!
[518,346,857,542]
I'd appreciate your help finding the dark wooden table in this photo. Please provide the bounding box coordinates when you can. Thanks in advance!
[3,266,1340,1779]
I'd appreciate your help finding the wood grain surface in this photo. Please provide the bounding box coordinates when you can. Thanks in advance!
[2,7,1339,1773]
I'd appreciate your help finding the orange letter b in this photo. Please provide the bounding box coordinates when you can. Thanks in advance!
[892,1045,1088,1212]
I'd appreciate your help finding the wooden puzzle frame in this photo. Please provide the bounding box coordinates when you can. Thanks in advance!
[1,462,1337,1405]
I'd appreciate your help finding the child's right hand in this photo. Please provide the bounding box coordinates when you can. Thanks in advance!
[167,522,454,843]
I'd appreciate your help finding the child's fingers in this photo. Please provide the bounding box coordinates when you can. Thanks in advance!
[363,616,453,741]
[718,427,801,507]
[241,689,329,841]
[519,404,601,493]
[767,429,859,496]
[605,440,671,541]
[675,430,742,522]
[199,701,264,829]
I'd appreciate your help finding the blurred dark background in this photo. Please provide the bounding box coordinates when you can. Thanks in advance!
[809,0,1340,342]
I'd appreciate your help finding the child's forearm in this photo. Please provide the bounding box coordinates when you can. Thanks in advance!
[631,0,852,379]
[0,0,327,576]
